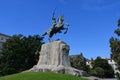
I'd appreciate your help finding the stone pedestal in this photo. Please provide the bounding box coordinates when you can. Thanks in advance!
[37,40,70,67]
[28,40,86,76]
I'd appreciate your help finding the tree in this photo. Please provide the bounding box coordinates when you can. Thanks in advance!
[116,56,120,70]
[0,34,44,76]
[89,67,104,78]
[114,19,120,36]
[109,19,120,71]
[94,67,104,78]
[118,19,120,27]
[70,53,87,71]
[91,57,114,78]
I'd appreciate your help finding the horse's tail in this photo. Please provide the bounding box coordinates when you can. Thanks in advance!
[63,23,69,34]
[64,28,68,34]
[42,32,47,36]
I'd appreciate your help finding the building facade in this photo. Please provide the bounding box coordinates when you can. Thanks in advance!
[107,58,120,74]
[0,33,10,51]
[86,58,120,75]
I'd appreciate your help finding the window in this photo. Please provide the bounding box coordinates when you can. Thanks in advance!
[0,36,6,42]
[1,37,4,40]
[0,42,2,46]
[115,68,118,70]
[0,42,3,50]
[110,60,112,62]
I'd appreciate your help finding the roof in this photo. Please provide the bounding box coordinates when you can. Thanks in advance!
[0,33,11,37]
[86,58,113,62]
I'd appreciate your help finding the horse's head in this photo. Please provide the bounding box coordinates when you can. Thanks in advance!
[58,15,64,23]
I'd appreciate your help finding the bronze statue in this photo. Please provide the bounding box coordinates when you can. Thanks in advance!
[42,13,69,41]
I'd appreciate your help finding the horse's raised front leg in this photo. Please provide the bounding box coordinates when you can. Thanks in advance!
[48,37,51,42]
[49,33,54,42]
[49,37,54,42]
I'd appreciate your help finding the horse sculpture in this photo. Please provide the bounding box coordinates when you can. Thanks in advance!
[42,14,69,42]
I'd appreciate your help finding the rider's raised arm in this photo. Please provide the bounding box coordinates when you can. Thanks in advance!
[52,12,55,20]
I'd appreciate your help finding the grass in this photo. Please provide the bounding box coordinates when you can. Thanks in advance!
[0,72,89,80]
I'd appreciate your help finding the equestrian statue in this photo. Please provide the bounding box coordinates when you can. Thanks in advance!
[42,12,69,41]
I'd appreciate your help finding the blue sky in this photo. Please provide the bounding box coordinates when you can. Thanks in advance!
[0,0,120,59]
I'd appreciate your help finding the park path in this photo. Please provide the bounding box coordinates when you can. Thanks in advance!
[84,76,118,80]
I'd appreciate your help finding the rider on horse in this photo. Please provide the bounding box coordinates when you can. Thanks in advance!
[52,12,57,28]
[42,12,69,42]
[50,12,64,33]
[49,12,57,33]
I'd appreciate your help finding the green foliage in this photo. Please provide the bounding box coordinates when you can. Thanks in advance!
[110,19,120,55]
[70,53,87,71]
[89,67,104,78]
[115,72,120,78]
[93,57,107,69]
[109,37,120,62]
[94,67,104,78]
[0,34,44,76]
[85,65,91,73]
[114,29,120,36]
[118,19,120,27]
[0,72,89,80]
[114,19,120,36]
[90,57,114,78]
[116,56,120,70]
[109,19,120,73]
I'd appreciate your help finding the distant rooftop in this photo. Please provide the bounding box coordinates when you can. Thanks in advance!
[0,33,11,37]
[69,54,80,57]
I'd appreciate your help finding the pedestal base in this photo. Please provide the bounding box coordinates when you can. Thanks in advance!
[26,40,88,77]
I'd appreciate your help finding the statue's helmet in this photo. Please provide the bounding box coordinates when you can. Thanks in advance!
[52,17,56,21]
[59,14,64,21]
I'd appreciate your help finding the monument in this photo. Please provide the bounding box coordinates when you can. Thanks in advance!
[27,13,87,77]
